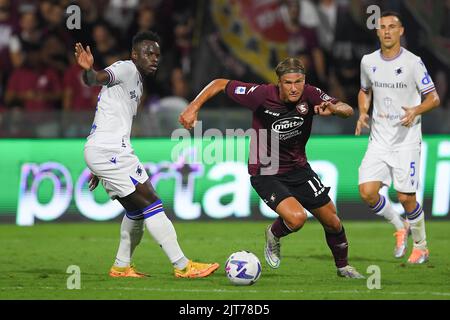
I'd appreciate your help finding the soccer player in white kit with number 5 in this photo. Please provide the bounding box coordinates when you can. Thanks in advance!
[75,31,219,278]
[355,12,440,263]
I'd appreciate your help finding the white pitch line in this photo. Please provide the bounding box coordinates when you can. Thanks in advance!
[1,286,450,296]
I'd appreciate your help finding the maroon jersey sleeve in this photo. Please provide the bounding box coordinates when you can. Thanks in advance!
[225,80,268,111]
[304,84,339,108]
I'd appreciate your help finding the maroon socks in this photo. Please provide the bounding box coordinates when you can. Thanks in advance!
[270,217,293,238]
[325,226,349,268]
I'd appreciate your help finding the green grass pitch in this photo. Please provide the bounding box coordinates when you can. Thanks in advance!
[0,220,449,300]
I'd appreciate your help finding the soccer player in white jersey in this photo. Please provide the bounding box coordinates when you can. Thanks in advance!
[355,12,440,263]
[74,31,219,278]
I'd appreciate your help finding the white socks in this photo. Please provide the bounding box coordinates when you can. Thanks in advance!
[144,212,189,270]
[371,196,428,250]
[370,195,405,230]
[114,201,189,270]
[406,203,427,250]
[114,215,144,267]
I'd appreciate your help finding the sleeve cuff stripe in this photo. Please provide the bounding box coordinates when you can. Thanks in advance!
[361,87,370,92]
[420,85,435,92]
[422,87,435,95]
[224,80,232,95]
[105,68,115,85]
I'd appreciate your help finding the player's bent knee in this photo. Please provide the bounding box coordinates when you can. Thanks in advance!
[286,211,307,231]
[397,193,414,205]
[359,185,378,204]
[136,182,160,204]
[397,194,417,212]
[328,217,342,233]
[322,217,342,233]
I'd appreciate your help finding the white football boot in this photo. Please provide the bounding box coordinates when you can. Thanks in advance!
[264,225,281,269]
[337,265,365,279]
[393,219,410,258]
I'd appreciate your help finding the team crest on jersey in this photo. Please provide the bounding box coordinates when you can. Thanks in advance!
[130,90,137,101]
[296,102,308,115]
[383,97,393,110]
[395,67,403,75]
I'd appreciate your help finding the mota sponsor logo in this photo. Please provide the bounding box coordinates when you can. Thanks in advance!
[272,117,304,133]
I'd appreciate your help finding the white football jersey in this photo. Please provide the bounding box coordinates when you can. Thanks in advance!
[360,47,435,149]
[85,60,143,148]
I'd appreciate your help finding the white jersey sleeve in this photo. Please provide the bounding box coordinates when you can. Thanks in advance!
[104,61,134,86]
[413,58,435,96]
[360,56,371,92]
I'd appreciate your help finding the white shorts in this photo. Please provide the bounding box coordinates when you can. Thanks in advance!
[358,143,421,193]
[84,145,149,199]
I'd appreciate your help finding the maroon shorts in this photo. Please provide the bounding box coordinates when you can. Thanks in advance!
[250,163,331,211]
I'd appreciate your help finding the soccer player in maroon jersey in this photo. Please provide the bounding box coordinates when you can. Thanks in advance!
[179,57,364,278]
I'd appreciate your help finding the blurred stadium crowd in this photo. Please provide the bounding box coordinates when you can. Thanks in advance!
[0,0,448,137]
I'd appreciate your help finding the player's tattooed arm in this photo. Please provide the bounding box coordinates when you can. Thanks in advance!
[315,101,354,118]
[75,43,110,86]
[331,101,354,118]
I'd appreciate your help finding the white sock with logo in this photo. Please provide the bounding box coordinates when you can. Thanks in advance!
[144,212,189,270]
[114,215,144,268]
[370,195,405,230]
[406,203,427,250]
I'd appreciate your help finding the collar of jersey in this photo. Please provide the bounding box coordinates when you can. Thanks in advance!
[379,47,404,61]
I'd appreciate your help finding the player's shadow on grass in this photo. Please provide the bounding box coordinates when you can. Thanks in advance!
[2,268,66,279]
[12,268,100,277]
[12,268,65,274]
[306,254,393,263]
[5,269,112,282]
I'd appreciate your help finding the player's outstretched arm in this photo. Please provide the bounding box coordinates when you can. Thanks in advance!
[74,43,110,87]
[179,79,230,129]
[355,89,372,135]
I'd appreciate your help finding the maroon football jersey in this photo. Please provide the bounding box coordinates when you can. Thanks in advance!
[225,80,339,176]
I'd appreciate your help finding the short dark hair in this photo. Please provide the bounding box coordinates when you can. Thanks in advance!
[132,31,160,50]
[275,57,305,78]
[381,11,403,25]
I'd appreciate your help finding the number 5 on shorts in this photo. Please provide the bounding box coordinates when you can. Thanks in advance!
[410,161,415,177]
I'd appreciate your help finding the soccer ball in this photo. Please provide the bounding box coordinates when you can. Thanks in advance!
[225,251,262,286]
